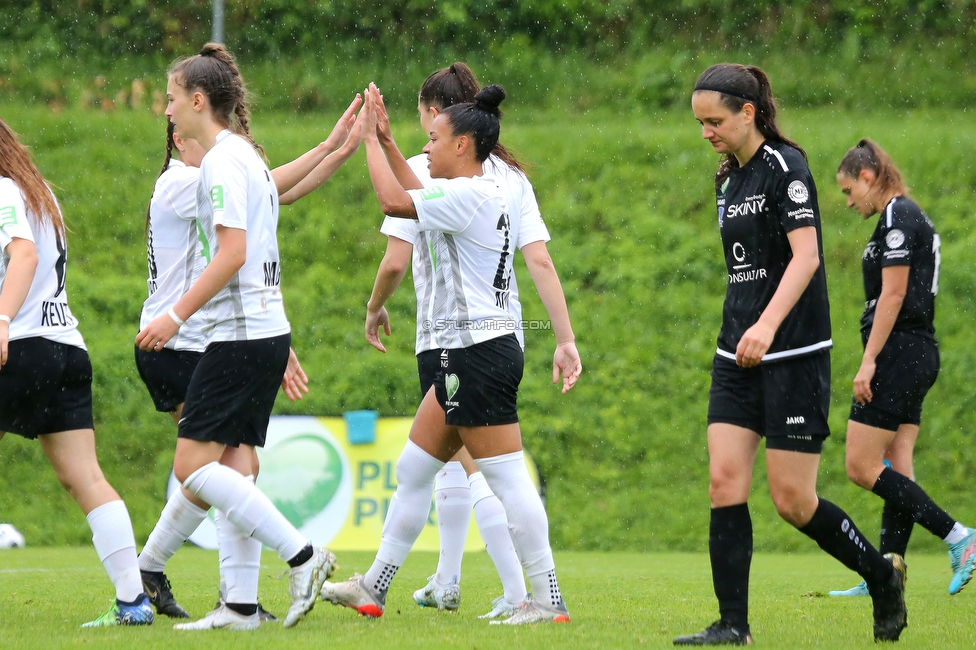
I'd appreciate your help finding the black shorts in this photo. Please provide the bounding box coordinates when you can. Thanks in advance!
[707,351,831,454]
[134,344,204,413]
[178,333,291,447]
[0,337,94,439]
[849,331,939,431]
[417,348,442,398]
[434,334,523,427]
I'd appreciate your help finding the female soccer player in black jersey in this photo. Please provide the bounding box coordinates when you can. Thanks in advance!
[674,64,906,645]
[828,139,976,598]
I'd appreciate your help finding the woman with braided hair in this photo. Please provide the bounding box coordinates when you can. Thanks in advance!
[134,43,361,631]
[674,63,907,645]
[0,116,154,627]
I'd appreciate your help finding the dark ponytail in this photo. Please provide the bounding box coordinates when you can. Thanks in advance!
[442,85,506,163]
[169,43,264,158]
[837,138,909,197]
[145,120,176,237]
[693,63,805,184]
[420,65,526,174]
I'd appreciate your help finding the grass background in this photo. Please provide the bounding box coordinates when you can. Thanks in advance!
[0,548,972,648]
[2,99,976,552]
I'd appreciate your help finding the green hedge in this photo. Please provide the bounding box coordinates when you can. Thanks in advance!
[2,95,976,552]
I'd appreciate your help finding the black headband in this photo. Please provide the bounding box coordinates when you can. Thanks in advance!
[693,84,756,104]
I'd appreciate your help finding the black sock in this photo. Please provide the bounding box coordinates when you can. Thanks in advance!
[286,544,314,568]
[799,499,892,591]
[872,467,955,539]
[225,602,258,616]
[710,504,752,630]
[880,500,915,556]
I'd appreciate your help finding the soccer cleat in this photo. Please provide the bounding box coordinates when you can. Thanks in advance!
[828,580,870,597]
[491,598,570,625]
[257,603,278,622]
[673,620,753,645]
[174,603,260,630]
[320,574,386,618]
[283,546,336,628]
[948,527,976,595]
[141,570,190,618]
[412,575,461,611]
[478,595,522,619]
[872,553,908,642]
[81,593,155,627]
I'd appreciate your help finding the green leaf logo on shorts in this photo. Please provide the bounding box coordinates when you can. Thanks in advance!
[420,187,445,201]
[446,374,460,400]
[0,206,17,228]
[211,185,224,210]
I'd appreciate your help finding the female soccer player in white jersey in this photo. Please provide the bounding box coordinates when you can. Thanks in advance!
[0,117,154,627]
[322,83,581,626]
[827,139,976,598]
[134,43,359,631]
[136,97,362,620]
[675,64,907,645]
[364,63,536,619]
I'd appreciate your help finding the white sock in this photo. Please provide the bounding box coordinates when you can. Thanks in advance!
[214,476,261,605]
[476,452,562,607]
[182,462,306,563]
[365,440,444,593]
[945,522,969,545]
[139,489,208,572]
[432,461,471,587]
[470,471,527,604]
[87,500,143,602]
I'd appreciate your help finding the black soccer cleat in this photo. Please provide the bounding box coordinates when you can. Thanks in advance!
[141,570,191,619]
[674,620,753,646]
[257,602,278,622]
[871,553,908,642]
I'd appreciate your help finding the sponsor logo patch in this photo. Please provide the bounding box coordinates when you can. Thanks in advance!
[886,229,906,249]
[787,180,809,204]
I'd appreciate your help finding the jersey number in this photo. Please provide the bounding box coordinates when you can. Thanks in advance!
[931,234,941,295]
[493,213,511,309]
[54,235,67,298]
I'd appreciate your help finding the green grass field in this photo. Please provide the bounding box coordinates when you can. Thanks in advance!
[0,548,971,648]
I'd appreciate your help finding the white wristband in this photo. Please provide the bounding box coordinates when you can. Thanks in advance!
[167,308,185,327]
[0,314,10,324]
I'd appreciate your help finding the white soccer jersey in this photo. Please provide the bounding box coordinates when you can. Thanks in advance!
[195,131,290,342]
[382,154,550,353]
[141,159,208,352]
[0,177,85,348]
[408,174,526,349]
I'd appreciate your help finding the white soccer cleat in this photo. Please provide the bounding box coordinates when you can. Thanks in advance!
[321,574,385,618]
[412,575,460,611]
[173,603,259,631]
[491,598,570,625]
[478,595,522,619]
[283,547,337,628]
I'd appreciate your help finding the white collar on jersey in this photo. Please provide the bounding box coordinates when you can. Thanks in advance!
[215,129,233,144]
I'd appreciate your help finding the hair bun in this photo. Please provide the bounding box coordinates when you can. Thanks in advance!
[474,84,505,115]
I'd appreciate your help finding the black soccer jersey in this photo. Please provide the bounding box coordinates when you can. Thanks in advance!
[860,196,938,338]
[714,140,832,362]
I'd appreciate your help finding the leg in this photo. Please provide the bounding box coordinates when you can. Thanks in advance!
[214,445,262,614]
[880,424,917,556]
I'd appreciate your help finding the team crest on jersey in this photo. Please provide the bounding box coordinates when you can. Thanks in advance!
[885,229,906,249]
[0,206,16,227]
[787,180,809,204]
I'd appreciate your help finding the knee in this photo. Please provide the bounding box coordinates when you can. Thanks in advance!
[708,464,746,506]
[770,485,816,527]
[51,460,105,497]
[845,456,879,490]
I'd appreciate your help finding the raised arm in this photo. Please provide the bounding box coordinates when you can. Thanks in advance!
[365,235,412,352]
[521,240,582,393]
[372,87,424,191]
[0,238,38,368]
[362,86,417,219]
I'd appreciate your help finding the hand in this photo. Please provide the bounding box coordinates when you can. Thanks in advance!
[853,358,876,405]
[323,93,363,152]
[735,321,775,368]
[365,306,391,353]
[373,86,393,147]
[361,83,380,140]
[0,321,8,369]
[135,313,180,351]
[280,347,309,401]
[553,341,582,394]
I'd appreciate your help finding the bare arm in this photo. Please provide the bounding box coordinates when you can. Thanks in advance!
[854,265,909,405]
[135,225,247,351]
[522,240,582,393]
[735,225,820,368]
[362,88,417,219]
[372,88,424,191]
[0,238,38,368]
[365,235,412,352]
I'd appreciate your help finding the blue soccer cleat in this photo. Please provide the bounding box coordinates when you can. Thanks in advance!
[948,527,976,595]
[82,593,154,627]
